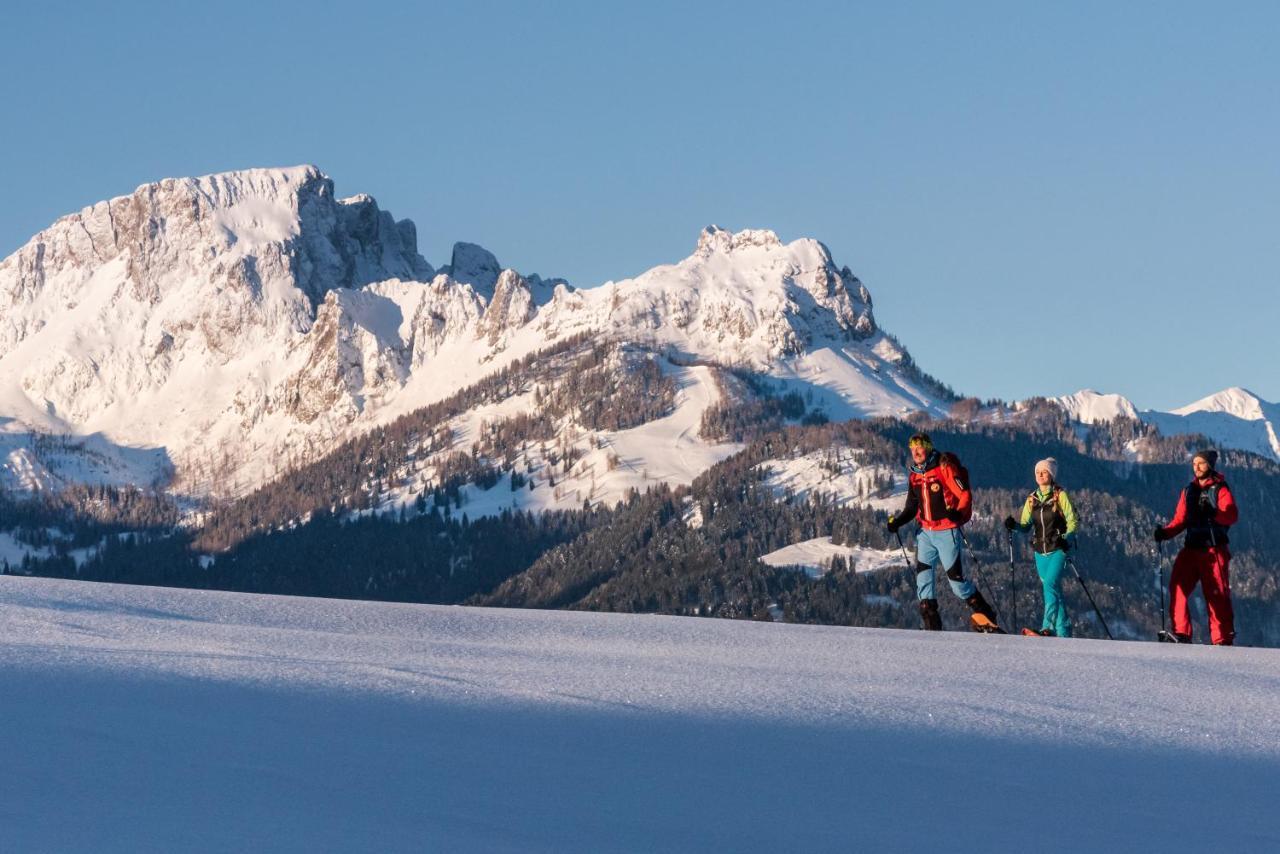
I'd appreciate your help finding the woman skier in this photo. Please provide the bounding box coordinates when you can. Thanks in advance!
[1004,457,1078,637]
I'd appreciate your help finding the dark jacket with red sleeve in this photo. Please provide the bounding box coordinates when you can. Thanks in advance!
[1157,471,1239,548]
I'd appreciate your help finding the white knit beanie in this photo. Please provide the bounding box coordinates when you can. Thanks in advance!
[1035,457,1059,480]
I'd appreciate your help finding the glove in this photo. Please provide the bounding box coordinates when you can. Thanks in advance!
[886,515,904,534]
[1003,515,1018,531]
[944,508,965,524]
[1153,526,1170,542]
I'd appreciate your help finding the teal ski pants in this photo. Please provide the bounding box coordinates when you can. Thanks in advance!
[1034,549,1071,637]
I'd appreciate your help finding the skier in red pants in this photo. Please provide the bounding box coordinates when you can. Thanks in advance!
[1153,449,1240,645]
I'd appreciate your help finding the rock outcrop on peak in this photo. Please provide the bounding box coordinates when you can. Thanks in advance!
[333,193,436,290]
[478,270,536,344]
[439,242,501,300]
[0,173,946,497]
[694,225,784,256]
[543,225,881,367]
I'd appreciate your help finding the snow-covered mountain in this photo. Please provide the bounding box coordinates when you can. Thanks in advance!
[11,163,1269,518]
[1052,387,1280,461]
[0,165,444,493]
[0,166,947,501]
[1150,387,1280,461]
[1051,389,1140,424]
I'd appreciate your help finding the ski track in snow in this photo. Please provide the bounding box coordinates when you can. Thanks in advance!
[2,576,1279,852]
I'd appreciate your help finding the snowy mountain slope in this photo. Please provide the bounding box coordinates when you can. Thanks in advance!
[2,576,1278,853]
[395,226,945,517]
[756,446,904,512]
[0,167,949,508]
[368,360,744,521]
[0,431,171,494]
[758,537,902,577]
[1052,389,1140,424]
[531,225,947,418]
[1148,387,1280,460]
[1052,387,1280,461]
[0,165,446,493]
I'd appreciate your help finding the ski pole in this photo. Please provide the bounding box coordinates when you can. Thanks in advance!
[894,528,921,627]
[958,528,1000,623]
[1066,557,1113,640]
[1158,541,1167,636]
[1154,541,1170,640]
[893,529,914,573]
[1007,531,1017,633]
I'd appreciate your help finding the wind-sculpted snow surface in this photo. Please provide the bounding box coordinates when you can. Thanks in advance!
[2,577,1278,852]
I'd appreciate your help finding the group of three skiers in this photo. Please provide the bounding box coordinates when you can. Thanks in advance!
[885,433,1239,645]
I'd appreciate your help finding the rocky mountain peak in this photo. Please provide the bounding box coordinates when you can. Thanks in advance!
[439,242,501,300]
[478,269,536,344]
[0,174,947,498]
[694,225,784,257]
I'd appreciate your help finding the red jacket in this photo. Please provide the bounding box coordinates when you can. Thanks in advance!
[1159,471,1238,548]
[900,453,971,531]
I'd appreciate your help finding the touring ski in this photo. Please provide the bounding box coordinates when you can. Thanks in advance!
[970,613,1006,634]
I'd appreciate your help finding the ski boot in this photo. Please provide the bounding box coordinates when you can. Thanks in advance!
[966,591,1005,634]
[918,598,942,631]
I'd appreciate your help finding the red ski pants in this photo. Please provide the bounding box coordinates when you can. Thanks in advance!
[1169,546,1234,645]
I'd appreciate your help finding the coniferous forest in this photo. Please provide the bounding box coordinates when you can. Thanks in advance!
[8,355,1280,647]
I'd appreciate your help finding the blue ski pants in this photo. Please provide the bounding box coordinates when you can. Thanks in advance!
[1034,549,1072,637]
[915,527,976,601]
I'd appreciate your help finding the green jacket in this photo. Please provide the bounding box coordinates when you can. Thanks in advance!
[1015,486,1079,554]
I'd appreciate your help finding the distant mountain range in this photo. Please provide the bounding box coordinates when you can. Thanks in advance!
[0,164,1275,565]
[1052,387,1279,461]
[0,165,951,503]
[5,166,1280,646]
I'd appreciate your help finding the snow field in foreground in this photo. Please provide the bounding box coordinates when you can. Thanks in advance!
[1,576,1278,852]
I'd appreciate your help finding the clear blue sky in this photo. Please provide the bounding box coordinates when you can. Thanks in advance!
[3,0,1276,409]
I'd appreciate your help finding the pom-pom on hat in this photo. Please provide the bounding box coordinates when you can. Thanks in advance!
[1035,457,1059,480]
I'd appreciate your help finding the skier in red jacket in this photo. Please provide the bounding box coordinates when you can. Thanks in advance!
[887,433,999,631]
[1153,449,1240,645]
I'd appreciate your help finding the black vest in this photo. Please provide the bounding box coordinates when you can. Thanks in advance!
[1183,478,1230,549]
[1027,488,1067,554]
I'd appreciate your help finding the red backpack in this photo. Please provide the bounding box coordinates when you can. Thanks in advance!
[938,451,973,524]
